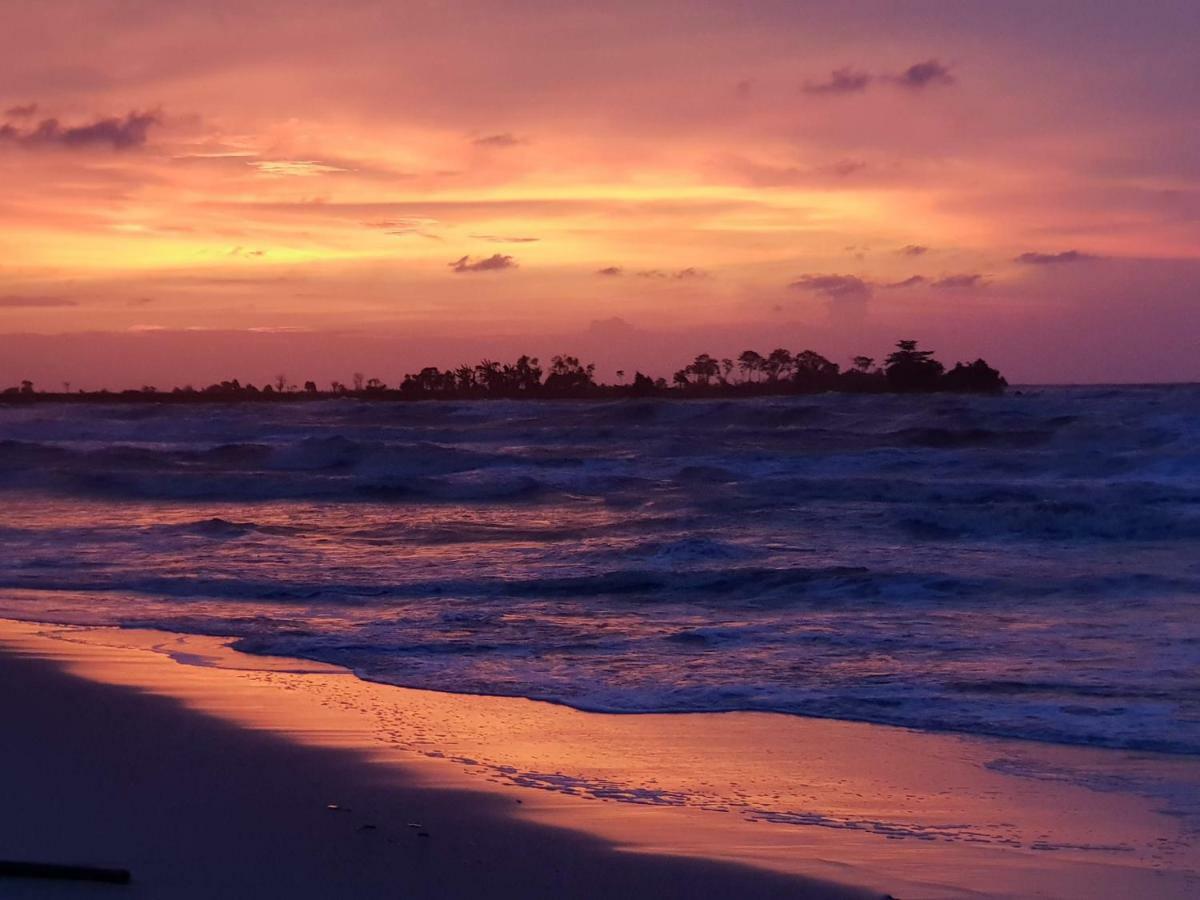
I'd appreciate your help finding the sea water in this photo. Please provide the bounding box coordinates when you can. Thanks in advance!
[1,387,1197,753]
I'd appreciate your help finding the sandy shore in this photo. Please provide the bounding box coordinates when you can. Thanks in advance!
[1,620,1197,899]
[0,623,876,899]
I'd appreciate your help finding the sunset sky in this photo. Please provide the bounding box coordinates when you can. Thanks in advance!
[1,0,1198,386]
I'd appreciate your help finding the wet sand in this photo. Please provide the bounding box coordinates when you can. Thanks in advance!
[1,619,1196,899]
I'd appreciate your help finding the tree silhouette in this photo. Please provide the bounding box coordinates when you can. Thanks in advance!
[792,350,840,391]
[506,355,542,393]
[631,372,656,394]
[941,359,1007,393]
[885,340,945,392]
[2,339,1007,404]
[673,353,721,387]
[763,348,794,382]
[737,350,765,383]
[453,364,475,392]
[544,355,596,394]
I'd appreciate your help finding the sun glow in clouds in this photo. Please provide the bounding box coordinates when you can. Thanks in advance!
[0,2,1197,384]
[250,160,349,177]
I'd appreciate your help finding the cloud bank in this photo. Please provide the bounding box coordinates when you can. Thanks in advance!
[0,111,157,150]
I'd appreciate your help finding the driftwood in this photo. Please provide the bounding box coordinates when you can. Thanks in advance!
[0,859,131,884]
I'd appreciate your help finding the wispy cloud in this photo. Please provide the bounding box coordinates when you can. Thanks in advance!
[448,253,518,273]
[0,294,77,307]
[788,274,873,300]
[595,266,623,276]
[364,217,441,239]
[1015,250,1099,265]
[250,160,348,177]
[825,158,867,177]
[900,244,929,256]
[884,275,928,288]
[470,234,540,243]
[803,60,954,98]
[931,273,984,289]
[472,133,523,148]
[4,103,37,118]
[803,67,872,95]
[791,271,984,296]
[635,267,708,279]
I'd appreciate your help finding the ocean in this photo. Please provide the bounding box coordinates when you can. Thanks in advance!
[1,386,1197,754]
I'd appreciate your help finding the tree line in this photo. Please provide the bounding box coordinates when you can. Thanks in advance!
[2,340,1006,402]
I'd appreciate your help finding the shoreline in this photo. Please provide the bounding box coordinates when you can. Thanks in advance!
[2,619,1197,898]
[0,619,877,900]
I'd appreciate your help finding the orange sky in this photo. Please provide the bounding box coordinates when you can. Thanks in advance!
[1,1,1198,385]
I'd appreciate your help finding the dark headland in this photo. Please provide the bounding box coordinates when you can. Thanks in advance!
[3,339,1005,403]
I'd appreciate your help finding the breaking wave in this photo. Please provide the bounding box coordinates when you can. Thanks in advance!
[0,386,1198,753]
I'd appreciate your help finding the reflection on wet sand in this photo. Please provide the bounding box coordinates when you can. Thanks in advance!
[3,619,1197,899]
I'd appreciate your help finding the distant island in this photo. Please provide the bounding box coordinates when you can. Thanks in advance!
[2,340,1006,402]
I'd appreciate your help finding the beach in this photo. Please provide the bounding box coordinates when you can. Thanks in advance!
[0,619,875,899]
[2,619,1197,899]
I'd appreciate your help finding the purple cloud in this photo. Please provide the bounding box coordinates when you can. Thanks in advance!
[586,316,636,336]
[635,267,707,280]
[595,266,623,276]
[900,244,928,256]
[449,254,518,273]
[788,274,873,301]
[895,60,955,90]
[932,273,984,289]
[884,275,928,288]
[0,111,158,150]
[803,67,872,95]
[1015,250,1099,265]
[4,103,37,118]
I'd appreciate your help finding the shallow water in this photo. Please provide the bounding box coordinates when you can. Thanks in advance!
[1,387,1198,752]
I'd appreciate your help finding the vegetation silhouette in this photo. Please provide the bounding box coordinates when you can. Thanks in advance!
[2,340,1006,403]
